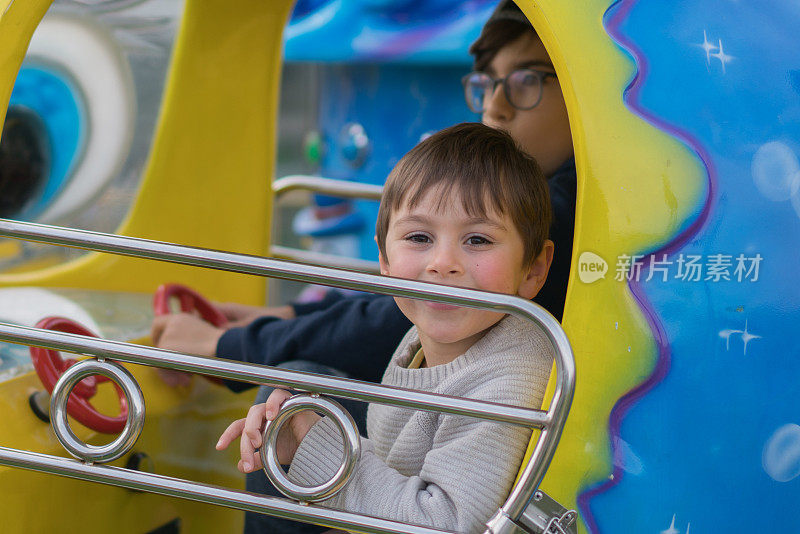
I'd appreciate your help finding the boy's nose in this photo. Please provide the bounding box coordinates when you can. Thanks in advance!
[426,245,464,277]
[483,84,513,123]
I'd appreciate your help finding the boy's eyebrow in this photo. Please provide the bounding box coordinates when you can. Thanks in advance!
[393,215,507,231]
[486,59,555,76]
[514,59,555,71]
[394,214,506,230]
[393,214,432,226]
[466,217,508,230]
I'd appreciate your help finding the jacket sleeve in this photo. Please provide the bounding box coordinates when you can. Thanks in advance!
[290,290,347,317]
[216,294,412,392]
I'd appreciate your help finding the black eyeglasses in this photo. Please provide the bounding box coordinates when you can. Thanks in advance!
[461,68,557,113]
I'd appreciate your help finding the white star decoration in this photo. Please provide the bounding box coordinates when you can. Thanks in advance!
[697,30,735,74]
[719,319,761,355]
[661,515,679,534]
[662,515,693,534]
[739,319,762,355]
[711,39,735,74]
[699,30,716,65]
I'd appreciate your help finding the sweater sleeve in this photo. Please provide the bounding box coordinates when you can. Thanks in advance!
[216,294,412,392]
[289,405,532,533]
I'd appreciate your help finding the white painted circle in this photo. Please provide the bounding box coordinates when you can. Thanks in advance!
[762,423,800,482]
[751,141,800,202]
[25,12,135,223]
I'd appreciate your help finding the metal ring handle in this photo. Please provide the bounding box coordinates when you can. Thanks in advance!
[50,359,145,463]
[260,395,361,502]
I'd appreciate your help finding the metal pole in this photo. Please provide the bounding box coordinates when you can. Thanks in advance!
[273,175,383,200]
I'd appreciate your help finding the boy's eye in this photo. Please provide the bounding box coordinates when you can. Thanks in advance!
[466,235,492,246]
[405,233,431,244]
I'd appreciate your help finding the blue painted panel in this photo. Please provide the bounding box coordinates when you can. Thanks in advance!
[581,2,800,532]
[285,0,495,64]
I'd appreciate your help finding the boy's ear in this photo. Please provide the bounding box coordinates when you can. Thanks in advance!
[375,235,390,276]
[517,239,554,300]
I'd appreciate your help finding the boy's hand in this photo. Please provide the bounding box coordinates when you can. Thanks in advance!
[150,313,225,386]
[216,389,321,472]
[215,302,295,327]
[151,312,224,355]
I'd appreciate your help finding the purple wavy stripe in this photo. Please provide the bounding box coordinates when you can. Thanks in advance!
[576,0,718,531]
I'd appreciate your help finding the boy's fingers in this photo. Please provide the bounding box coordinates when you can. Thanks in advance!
[240,403,267,470]
[243,403,267,447]
[233,390,292,471]
[216,418,246,450]
[265,389,292,420]
[238,457,263,473]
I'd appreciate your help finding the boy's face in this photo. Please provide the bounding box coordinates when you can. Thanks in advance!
[379,187,552,359]
[481,33,573,176]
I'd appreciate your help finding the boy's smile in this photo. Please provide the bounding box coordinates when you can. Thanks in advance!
[379,187,551,366]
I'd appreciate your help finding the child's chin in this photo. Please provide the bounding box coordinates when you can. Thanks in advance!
[423,322,495,346]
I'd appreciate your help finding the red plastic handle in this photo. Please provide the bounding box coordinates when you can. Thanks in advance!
[153,283,228,327]
[30,317,128,434]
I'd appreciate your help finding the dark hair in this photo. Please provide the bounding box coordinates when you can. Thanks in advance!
[375,123,551,267]
[469,2,539,71]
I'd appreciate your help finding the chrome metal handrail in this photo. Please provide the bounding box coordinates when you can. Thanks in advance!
[273,175,383,201]
[0,217,575,533]
[271,175,383,272]
[270,244,380,273]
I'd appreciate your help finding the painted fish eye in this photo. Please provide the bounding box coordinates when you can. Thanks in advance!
[0,107,50,219]
[5,13,135,224]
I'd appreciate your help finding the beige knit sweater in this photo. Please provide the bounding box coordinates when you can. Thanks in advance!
[289,315,553,533]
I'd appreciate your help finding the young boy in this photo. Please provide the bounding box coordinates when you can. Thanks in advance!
[216,122,555,533]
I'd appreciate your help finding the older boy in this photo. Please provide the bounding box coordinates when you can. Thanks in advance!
[217,123,555,532]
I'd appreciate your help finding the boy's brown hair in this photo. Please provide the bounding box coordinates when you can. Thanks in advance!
[375,122,551,267]
[469,0,538,71]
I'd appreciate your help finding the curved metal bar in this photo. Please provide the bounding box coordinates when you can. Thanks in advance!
[261,395,361,502]
[0,218,575,524]
[50,359,145,463]
[270,176,382,272]
[0,446,450,534]
[273,175,383,201]
[270,245,380,273]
